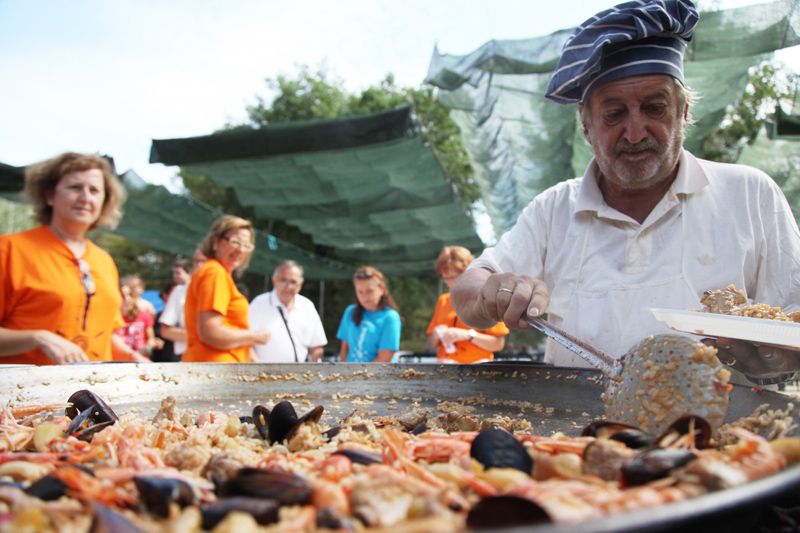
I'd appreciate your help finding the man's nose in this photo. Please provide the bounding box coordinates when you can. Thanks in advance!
[622,113,649,144]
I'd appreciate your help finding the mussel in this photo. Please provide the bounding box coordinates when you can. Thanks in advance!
[134,476,195,518]
[217,468,312,506]
[654,414,712,450]
[582,420,655,450]
[466,496,551,529]
[332,448,382,465]
[24,475,68,501]
[66,390,118,441]
[316,507,357,530]
[252,405,271,440]
[620,448,696,487]
[90,503,143,533]
[266,401,298,444]
[470,428,533,474]
[265,401,324,445]
[200,497,279,530]
[285,405,324,443]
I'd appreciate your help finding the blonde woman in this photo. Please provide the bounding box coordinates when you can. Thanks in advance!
[0,152,138,364]
[183,215,269,362]
[427,246,508,363]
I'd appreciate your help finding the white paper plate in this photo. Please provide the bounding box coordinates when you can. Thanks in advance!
[650,308,800,349]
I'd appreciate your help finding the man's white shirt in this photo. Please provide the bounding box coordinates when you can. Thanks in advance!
[248,290,327,362]
[159,283,188,355]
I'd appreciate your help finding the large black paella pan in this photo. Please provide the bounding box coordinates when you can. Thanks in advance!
[2,362,799,532]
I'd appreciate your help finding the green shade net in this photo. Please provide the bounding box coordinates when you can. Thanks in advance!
[425,0,800,236]
[115,179,354,280]
[0,162,24,194]
[150,106,482,277]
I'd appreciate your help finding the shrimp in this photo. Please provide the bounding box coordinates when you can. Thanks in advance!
[725,428,787,481]
[411,437,471,463]
[51,465,137,507]
[314,453,352,482]
[312,478,350,515]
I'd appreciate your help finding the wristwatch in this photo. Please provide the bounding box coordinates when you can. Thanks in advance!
[744,372,797,386]
[467,329,477,342]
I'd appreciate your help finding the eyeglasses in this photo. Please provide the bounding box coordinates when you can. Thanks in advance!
[223,236,254,252]
[77,259,95,330]
[354,270,375,280]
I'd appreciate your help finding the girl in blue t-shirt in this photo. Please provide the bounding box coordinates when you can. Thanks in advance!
[337,266,402,362]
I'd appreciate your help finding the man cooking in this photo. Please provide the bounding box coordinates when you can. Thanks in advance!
[249,260,327,363]
[452,0,800,386]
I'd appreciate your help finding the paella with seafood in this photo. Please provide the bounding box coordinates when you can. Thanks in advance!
[1,388,799,532]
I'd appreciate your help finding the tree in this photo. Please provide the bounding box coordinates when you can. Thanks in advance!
[702,61,798,163]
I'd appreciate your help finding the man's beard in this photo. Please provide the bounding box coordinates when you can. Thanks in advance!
[600,130,682,190]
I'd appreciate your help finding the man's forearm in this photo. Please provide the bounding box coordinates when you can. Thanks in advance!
[451,267,496,329]
[159,323,186,343]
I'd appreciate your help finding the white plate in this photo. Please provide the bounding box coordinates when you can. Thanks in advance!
[650,308,800,349]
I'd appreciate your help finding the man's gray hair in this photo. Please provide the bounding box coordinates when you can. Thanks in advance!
[272,260,303,278]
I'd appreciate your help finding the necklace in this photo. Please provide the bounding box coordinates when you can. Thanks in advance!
[49,224,87,258]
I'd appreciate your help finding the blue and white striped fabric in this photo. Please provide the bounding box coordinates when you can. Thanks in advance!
[545,0,699,104]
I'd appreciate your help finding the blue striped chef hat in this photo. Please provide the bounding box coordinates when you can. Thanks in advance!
[545,0,699,104]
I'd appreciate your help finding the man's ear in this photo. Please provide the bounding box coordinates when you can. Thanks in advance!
[578,103,589,137]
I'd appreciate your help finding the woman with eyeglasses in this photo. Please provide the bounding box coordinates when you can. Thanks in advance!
[0,152,136,364]
[426,246,508,363]
[183,215,269,362]
[337,266,402,362]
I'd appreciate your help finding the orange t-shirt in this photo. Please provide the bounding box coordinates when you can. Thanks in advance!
[426,292,509,363]
[0,226,124,365]
[183,259,251,363]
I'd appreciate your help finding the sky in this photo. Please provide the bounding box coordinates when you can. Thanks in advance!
[1,0,795,201]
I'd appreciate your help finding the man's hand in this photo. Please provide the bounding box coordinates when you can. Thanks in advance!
[250,330,271,346]
[703,337,800,382]
[452,268,550,330]
[34,331,89,364]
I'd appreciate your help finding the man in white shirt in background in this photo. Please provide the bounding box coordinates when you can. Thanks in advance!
[249,260,327,363]
[159,248,206,359]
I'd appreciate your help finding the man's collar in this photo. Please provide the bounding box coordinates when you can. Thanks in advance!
[575,149,709,215]
[270,289,295,311]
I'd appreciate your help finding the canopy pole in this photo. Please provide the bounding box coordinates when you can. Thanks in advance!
[318,280,325,320]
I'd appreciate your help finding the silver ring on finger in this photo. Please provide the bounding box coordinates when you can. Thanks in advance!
[498,287,514,294]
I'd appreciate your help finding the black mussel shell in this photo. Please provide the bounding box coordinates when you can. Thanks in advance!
[323,426,342,441]
[621,448,696,487]
[25,475,67,501]
[411,421,427,435]
[239,415,253,424]
[284,405,324,442]
[267,401,298,443]
[252,405,271,441]
[333,448,382,465]
[73,420,115,442]
[66,390,118,423]
[581,420,640,439]
[466,496,551,529]
[134,476,195,518]
[317,507,357,530]
[90,503,143,533]
[470,428,533,474]
[217,468,312,506]
[655,415,712,450]
[66,405,95,435]
[610,428,656,450]
[201,497,280,530]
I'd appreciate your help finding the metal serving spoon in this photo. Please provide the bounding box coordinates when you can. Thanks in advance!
[527,317,730,433]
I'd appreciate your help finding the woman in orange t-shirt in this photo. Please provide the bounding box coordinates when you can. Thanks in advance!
[183,215,269,363]
[0,152,142,365]
[426,246,509,363]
